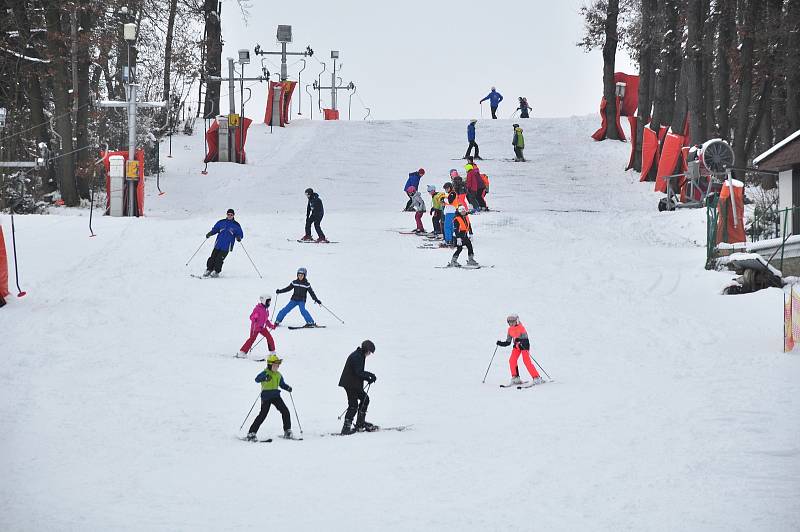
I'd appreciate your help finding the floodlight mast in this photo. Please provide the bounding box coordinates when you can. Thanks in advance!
[313,50,355,113]
[253,25,313,82]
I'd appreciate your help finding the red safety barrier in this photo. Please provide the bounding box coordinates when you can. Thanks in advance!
[203,117,252,164]
[640,126,659,182]
[654,132,685,193]
[0,225,9,299]
[323,108,340,121]
[716,180,746,244]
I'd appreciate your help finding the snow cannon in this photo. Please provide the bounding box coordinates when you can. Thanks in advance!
[696,138,735,176]
[659,139,734,212]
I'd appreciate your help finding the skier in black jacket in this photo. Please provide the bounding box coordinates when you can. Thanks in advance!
[274,267,321,327]
[301,188,328,243]
[338,340,377,434]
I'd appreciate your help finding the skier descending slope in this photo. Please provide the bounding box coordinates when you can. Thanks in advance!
[496,314,542,386]
[449,206,478,267]
[203,208,244,277]
[246,354,295,441]
[338,340,378,434]
[274,267,321,327]
[237,294,277,359]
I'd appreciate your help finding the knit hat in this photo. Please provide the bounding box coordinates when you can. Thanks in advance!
[427,184,436,193]
[361,339,376,353]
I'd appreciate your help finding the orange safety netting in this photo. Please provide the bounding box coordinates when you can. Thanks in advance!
[0,225,9,299]
[716,179,746,245]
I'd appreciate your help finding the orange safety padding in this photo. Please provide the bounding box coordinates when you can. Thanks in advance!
[203,118,252,163]
[0,225,9,299]
[654,132,685,193]
[614,72,640,117]
[591,97,626,141]
[716,180,746,244]
[626,116,639,170]
[640,126,659,182]
[235,117,252,163]
[323,108,340,120]
[280,81,296,124]
[264,81,297,127]
[204,120,219,163]
[101,149,145,216]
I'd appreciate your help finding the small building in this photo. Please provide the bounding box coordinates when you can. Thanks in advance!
[754,129,800,235]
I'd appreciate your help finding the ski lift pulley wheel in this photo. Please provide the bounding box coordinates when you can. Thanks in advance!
[698,139,734,175]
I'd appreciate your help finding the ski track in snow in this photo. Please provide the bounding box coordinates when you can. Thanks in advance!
[1,116,798,531]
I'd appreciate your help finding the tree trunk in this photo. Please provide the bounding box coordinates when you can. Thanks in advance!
[685,0,706,145]
[44,0,79,207]
[75,3,95,199]
[732,0,760,177]
[633,0,658,171]
[202,0,222,119]
[786,0,800,132]
[701,1,717,140]
[715,0,736,140]
[9,0,49,145]
[162,0,178,129]
[601,0,621,140]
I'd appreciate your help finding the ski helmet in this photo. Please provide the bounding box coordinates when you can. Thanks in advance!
[407,186,416,194]
[427,184,436,193]
[297,267,307,275]
[507,314,520,324]
[267,354,282,365]
[443,182,453,190]
[449,169,459,178]
[457,205,467,214]
[512,123,520,128]
[305,188,314,195]
[361,339,376,353]
[259,294,272,306]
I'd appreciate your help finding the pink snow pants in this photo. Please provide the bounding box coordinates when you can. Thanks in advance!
[240,327,275,354]
[509,348,540,379]
[415,211,425,231]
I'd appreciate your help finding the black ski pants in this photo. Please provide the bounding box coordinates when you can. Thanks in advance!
[344,387,369,422]
[249,396,291,434]
[305,215,325,239]
[514,147,525,161]
[465,141,479,158]
[431,209,443,234]
[206,248,229,273]
[453,234,474,259]
[490,106,498,119]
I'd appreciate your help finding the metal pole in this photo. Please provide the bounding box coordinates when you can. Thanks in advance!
[239,393,260,431]
[331,58,337,110]
[482,345,499,383]
[127,71,137,217]
[281,42,288,81]
[288,392,303,435]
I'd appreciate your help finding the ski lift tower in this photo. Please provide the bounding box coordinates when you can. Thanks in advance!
[254,25,313,82]
[313,51,355,120]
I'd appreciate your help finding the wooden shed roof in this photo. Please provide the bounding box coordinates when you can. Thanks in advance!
[754,130,800,172]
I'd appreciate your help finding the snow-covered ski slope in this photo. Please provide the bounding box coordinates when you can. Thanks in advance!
[2,116,798,531]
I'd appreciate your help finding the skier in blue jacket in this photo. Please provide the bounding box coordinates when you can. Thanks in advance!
[403,168,426,211]
[480,87,503,119]
[203,208,244,277]
[464,119,481,159]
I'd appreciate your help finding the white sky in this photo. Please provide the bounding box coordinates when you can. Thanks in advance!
[219,0,635,121]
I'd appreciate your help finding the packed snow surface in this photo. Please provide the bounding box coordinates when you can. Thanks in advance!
[2,116,798,531]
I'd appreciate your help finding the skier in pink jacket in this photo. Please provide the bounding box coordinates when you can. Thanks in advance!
[237,294,277,358]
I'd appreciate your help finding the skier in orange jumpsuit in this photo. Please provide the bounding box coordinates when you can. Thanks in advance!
[496,314,542,386]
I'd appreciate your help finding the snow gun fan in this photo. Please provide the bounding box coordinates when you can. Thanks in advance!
[658,138,734,212]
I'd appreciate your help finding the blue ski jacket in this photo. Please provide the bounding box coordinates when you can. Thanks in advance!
[207,219,244,252]
[404,171,423,192]
[480,90,503,107]
[467,122,476,142]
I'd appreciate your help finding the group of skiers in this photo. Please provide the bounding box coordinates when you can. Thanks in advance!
[479,87,533,120]
[402,160,491,267]
[464,118,527,162]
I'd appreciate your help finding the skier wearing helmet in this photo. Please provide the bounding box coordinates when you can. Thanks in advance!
[246,354,295,441]
[480,87,503,119]
[449,205,478,267]
[274,267,321,328]
[408,185,427,233]
[302,188,327,243]
[403,168,426,211]
[496,314,542,386]
[338,340,378,435]
[237,294,277,359]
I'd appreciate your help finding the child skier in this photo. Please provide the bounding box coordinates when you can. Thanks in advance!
[403,168,425,211]
[465,158,487,212]
[449,205,478,267]
[237,294,277,359]
[517,97,532,119]
[442,182,457,245]
[246,354,294,440]
[203,208,244,277]
[496,314,542,386]
[428,184,445,235]
[408,186,426,233]
[274,267,321,327]
[512,124,526,162]
[338,340,378,434]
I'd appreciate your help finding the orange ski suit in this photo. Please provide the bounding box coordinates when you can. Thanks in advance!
[505,323,540,379]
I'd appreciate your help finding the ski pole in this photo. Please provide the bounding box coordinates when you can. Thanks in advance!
[482,345,499,383]
[248,336,264,354]
[239,393,260,431]
[10,212,26,297]
[288,391,303,435]
[320,302,344,324]
[238,241,263,279]
[530,354,552,381]
[185,238,208,266]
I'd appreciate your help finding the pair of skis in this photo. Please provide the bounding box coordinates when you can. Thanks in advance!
[238,425,412,442]
[499,380,553,389]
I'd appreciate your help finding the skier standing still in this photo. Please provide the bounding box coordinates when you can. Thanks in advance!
[464,119,480,159]
[496,314,542,386]
[512,124,526,162]
[449,205,478,267]
[338,340,378,434]
[302,188,328,243]
[246,354,294,440]
[480,87,503,119]
[204,208,244,277]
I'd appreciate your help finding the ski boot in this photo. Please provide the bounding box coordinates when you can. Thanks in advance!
[246,432,257,442]
[202,270,212,277]
[532,377,544,385]
[283,429,294,439]
[315,237,329,243]
[466,255,479,267]
[355,412,378,432]
[210,271,219,278]
[235,350,248,359]
[302,322,316,328]
[448,257,461,268]
[341,418,355,435]
[508,376,523,386]
[300,235,314,241]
